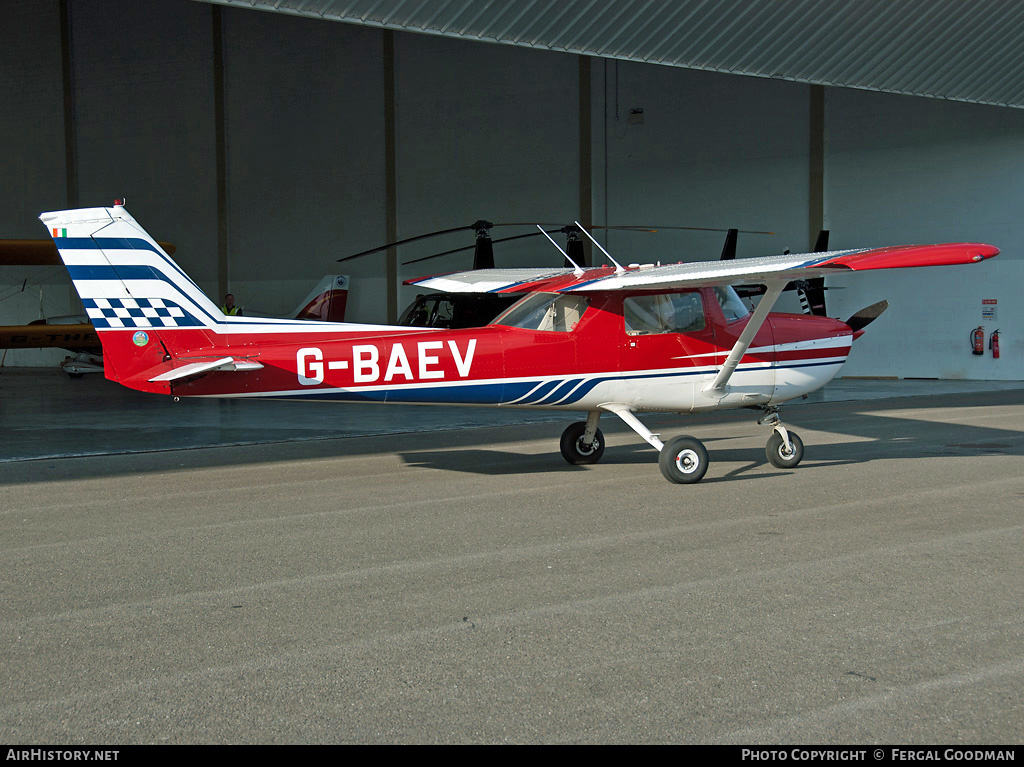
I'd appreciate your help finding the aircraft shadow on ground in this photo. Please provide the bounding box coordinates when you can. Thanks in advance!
[398,408,1024,480]
[2,391,1022,485]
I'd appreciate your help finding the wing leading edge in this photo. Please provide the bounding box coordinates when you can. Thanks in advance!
[406,243,998,295]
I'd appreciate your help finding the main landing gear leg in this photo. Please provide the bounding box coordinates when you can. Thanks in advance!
[559,411,605,465]
[759,407,805,469]
[602,405,710,484]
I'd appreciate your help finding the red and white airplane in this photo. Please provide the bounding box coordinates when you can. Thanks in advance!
[40,203,998,483]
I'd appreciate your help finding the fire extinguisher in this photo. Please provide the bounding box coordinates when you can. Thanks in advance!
[990,329,1000,359]
[971,326,985,355]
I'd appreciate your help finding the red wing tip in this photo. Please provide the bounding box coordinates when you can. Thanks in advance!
[825,242,1000,271]
[965,243,999,261]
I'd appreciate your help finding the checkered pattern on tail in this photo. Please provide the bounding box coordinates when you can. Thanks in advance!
[83,297,204,329]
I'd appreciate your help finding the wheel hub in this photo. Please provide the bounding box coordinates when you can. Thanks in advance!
[675,449,700,473]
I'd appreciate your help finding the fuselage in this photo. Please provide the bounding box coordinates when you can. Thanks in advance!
[102,287,853,414]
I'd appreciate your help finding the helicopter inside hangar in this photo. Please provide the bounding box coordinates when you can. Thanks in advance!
[358,220,792,331]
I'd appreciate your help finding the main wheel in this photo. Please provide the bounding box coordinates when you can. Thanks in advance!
[658,436,709,484]
[765,430,804,469]
[559,422,605,465]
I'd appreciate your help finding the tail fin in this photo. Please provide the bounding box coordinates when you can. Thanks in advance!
[41,204,401,394]
[291,275,349,322]
[39,204,224,389]
[40,204,223,331]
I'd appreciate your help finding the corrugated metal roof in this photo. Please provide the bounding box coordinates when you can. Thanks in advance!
[199,0,1024,108]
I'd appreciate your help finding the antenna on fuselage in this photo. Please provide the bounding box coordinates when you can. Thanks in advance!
[536,226,584,276]
[574,221,624,274]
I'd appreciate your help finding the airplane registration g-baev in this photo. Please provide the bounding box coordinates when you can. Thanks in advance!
[40,204,998,484]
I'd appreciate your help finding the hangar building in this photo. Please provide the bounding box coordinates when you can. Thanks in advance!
[2,0,1022,380]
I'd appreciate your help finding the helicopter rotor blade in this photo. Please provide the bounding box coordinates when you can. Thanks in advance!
[345,221,774,264]
[594,225,774,234]
[338,224,485,263]
[339,220,578,262]
[402,230,564,266]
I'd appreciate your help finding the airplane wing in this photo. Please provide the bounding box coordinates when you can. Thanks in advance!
[405,267,583,294]
[0,323,99,352]
[564,243,999,292]
[406,243,998,294]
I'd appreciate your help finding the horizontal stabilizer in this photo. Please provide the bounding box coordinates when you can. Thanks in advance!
[147,356,264,383]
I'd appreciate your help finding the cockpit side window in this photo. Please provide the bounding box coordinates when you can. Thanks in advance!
[492,293,590,332]
[624,292,706,335]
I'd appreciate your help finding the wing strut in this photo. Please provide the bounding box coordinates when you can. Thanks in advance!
[704,280,786,395]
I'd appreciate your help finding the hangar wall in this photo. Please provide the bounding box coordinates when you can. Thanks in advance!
[596,61,810,265]
[390,33,579,312]
[1,0,1020,380]
[1,0,221,366]
[0,0,74,366]
[824,90,1024,380]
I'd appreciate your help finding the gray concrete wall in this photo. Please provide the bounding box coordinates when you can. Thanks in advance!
[0,0,71,366]
[598,61,810,265]
[221,10,386,320]
[391,33,579,312]
[824,90,1024,380]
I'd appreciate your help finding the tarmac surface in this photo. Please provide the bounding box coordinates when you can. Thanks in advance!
[1,369,1023,743]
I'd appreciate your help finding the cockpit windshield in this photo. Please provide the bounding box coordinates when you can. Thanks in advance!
[491,293,590,332]
[714,285,750,322]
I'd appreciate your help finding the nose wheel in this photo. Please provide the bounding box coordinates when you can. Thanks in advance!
[766,430,804,468]
[759,407,804,469]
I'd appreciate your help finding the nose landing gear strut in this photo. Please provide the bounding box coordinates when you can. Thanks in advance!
[759,406,804,469]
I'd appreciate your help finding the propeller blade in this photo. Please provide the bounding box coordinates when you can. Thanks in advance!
[845,300,889,332]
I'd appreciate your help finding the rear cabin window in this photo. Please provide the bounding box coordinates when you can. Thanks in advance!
[492,293,590,332]
[624,292,706,335]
